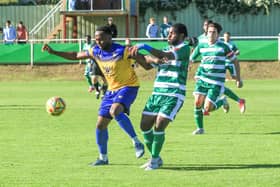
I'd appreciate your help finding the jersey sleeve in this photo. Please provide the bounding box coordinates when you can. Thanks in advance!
[178,44,190,61]
[231,42,238,52]
[225,44,236,60]
[190,45,200,61]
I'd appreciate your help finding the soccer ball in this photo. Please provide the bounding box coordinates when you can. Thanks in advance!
[46,96,66,116]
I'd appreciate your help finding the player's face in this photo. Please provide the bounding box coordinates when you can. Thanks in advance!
[207,26,218,44]
[95,31,112,50]
[163,17,168,23]
[224,33,230,42]
[167,27,182,46]
[86,36,91,44]
[203,21,208,33]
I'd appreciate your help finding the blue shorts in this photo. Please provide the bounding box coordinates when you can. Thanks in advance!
[98,86,139,119]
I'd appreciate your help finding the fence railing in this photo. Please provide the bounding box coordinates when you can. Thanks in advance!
[279,33,280,62]
[29,0,63,39]
[0,36,279,66]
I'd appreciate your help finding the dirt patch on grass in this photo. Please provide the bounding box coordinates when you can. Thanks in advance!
[0,61,279,81]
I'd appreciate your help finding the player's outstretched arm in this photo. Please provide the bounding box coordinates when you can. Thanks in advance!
[134,43,175,61]
[42,44,89,60]
[233,58,243,88]
[128,46,155,70]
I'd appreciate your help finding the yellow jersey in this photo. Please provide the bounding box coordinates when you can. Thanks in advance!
[88,43,139,91]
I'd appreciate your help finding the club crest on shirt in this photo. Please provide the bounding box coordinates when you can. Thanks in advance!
[103,66,111,74]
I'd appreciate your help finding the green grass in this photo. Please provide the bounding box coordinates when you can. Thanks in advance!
[0,80,280,187]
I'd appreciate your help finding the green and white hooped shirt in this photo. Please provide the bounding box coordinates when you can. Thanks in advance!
[151,42,190,101]
[190,40,234,86]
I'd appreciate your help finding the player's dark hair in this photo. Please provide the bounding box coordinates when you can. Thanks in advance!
[85,34,91,39]
[96,25,112,35]
[205,19,213,25]
[208,22,223,34]
[172,23,188,38]
[224,31,231,36]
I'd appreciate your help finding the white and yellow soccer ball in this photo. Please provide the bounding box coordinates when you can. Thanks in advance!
[46,96,66,116]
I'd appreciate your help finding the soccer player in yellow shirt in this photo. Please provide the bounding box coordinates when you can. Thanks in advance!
[42,26,149,166]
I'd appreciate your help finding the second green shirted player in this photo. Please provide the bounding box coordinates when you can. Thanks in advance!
[190,22,242,135]
[129,23,190,170]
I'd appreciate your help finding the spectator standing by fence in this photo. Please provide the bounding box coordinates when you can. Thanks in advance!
[3,20,16,44]
[146,17,159,39]
[16,21,28,44]
[107,17,118,38]
[160,16,172,38]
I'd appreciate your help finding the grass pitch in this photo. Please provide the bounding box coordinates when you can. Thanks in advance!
[0,80,280,187]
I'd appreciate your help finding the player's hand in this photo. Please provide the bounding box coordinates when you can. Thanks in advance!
[157,57,168,64]
[236,80,243,88]
[42,44,52,53]
[128,46,139,57]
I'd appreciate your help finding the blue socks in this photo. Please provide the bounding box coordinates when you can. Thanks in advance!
[96,128,108,155]
[115,112,137,138]
[96,113,137,157]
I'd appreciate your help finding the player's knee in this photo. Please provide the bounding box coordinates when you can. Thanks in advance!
[205,104,215,112]
[109,109,116,118]
[194,100,203,107]
[109,108,121,118]
[154,125,165,132]
[96,117,110,130]
[110,104,124,117]
[140,122,149,131]
[204,106,210,112]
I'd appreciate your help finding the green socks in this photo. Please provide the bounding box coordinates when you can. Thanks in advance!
[143,129,165,158]
[224,87,239,102]
[85,74,92,86]
[94,83,100,92]
[194,107,203,128]
[142,129,153,153]
[152,131,165,158]
[215,98,224,110]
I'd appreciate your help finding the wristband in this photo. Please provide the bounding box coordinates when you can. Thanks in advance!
[136,43,153,52]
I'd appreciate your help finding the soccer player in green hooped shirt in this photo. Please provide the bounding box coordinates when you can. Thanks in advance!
[223,31,246,113]
[129,23,190,170]
[82,35,107,99]
[197,19,213,44]
[195,20,245,116]
[190,22,242,135]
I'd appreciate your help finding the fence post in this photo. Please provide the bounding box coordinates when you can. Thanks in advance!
[278,33,280,62]
[121,0,124,10]
[79,38,82,64]
[30,40,34,67]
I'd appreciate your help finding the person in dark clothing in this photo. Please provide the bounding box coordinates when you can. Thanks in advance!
[107,17,118,38]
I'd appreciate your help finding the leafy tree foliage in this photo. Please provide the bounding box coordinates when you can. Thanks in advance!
[139,0,280,19]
